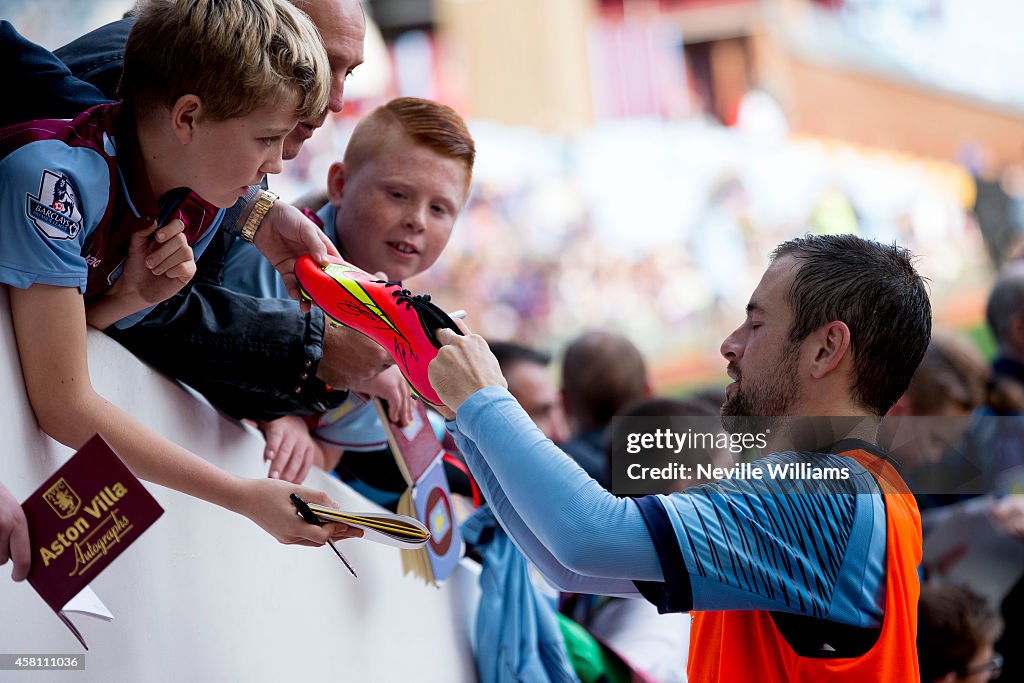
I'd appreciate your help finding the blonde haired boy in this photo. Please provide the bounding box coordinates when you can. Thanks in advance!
[0,0,357,551]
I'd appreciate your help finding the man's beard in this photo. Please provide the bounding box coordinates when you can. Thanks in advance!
[721,343,800,436]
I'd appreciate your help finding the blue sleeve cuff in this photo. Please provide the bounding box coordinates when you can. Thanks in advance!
[0,265,87,293]
[455,385,517,441]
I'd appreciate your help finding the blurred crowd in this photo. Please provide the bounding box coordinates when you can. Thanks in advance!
[281,114,991,377]
[5,1,1024,682]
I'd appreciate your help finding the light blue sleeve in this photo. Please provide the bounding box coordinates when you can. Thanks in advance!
[452,386,663,583]
[450,422,648,596]
[0,140,110,292]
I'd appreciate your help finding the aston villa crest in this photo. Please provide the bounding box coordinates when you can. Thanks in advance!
[26,170,84,240]
[43,478,81,520]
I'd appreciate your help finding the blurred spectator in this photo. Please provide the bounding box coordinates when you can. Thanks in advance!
[489,342,569,443]
[984,264,1024,415]
[974,264,1024,682]
[884,333,990,474]
[903,334,990,414]
[901,274,1024,683]
[956,265,1024,496]
[918,584,1003,683]
[978,163,1024,267]
[690,175,751,324]
[560,331,650,487]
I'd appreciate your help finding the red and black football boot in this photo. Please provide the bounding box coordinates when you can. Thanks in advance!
[294,254,463,406]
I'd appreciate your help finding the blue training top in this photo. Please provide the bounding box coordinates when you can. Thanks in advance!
[448,386,886,628]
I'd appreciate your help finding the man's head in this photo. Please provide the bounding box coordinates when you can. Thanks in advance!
[918,584,1003,683]
[284,0,365,159]
[561,331,650,434]
[490,342,569,442]
[122,0,330,207]
[328,97,475,282]
[986,263,1024,361]
[721,235,932,426]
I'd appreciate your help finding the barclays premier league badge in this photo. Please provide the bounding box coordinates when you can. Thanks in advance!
[26,170,83,240]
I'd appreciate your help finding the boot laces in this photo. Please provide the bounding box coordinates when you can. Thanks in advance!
[376,280,432,309]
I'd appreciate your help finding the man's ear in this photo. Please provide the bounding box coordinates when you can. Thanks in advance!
[327,161,347,208]
[169,95,203,145]
[807,321,852,380]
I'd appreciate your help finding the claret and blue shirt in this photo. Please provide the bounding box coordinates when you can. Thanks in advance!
[0,103,224,327]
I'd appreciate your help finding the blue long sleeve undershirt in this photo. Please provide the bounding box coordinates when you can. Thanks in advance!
[450,387,664,593]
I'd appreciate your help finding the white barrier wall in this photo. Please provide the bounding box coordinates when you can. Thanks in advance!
[0,287,480,682]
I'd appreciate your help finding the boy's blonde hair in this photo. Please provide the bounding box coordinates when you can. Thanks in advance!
[343,98,476,190]
[121,0,330,122]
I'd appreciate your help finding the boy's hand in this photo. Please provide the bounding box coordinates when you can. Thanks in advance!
[0,483,30,582]
[253,200,340,311]
[261,416,319,484]
[85,219,196,329]
[349,366,415,426]
[120,218,196,304]
[428,320,507,414]
[239,478,363,546]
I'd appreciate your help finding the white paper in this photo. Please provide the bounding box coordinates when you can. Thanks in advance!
[922,496,1024,606]
[61,586,115,622]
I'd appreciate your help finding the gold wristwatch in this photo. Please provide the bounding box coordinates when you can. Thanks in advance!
[240,190,279,242]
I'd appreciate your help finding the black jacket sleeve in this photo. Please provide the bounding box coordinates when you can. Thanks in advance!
[107,281,345,421]
[107,228,348,422]
[54,17,134,100]
[0,20,111,127]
